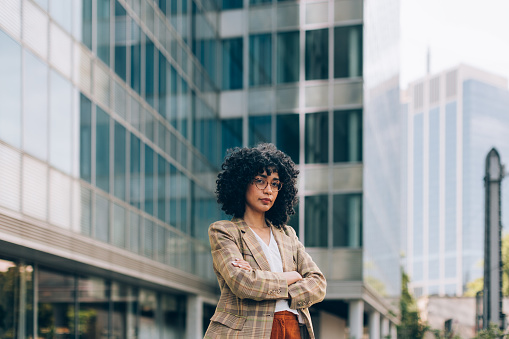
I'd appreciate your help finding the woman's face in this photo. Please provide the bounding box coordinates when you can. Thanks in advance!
[245,170,280,216]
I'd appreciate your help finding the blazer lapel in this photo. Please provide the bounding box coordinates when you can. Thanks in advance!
[234,218,271,271]
[271,223,294,272]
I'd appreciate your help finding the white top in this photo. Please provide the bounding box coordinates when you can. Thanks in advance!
[251,228,301,320]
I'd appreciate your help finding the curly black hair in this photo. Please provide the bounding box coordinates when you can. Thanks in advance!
[216,143,299,228]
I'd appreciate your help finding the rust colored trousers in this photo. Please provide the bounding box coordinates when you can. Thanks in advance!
[270,311,302,339]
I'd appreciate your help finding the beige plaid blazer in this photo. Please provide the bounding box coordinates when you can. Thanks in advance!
[204,218,326,339]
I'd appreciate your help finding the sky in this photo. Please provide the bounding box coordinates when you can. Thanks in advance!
[400,0,509,88]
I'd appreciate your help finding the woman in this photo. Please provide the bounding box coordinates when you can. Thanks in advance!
[204,143,326,339]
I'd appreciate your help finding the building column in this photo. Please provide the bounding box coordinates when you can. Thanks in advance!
[186,295,203,339]
[390,322,397,339]
[368,310,380,339]
[381,316,390,338]
[349,300,364,339]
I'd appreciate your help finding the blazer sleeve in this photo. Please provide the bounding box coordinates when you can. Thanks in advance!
[285,226,327,309]
[209,221,289,301]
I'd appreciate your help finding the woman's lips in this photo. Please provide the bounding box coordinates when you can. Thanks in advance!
[261,198,271,203]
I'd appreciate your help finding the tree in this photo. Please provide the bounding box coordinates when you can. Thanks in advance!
[397,268,429,339]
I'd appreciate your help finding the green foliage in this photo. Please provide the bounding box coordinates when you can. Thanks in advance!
[429,329,462,339]
[397,268,429,339]
[472,323,506,339]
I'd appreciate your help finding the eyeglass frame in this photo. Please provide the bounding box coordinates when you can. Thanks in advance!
[251,177,283,192]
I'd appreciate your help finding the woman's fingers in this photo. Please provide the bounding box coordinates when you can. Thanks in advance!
[231,258,252,270]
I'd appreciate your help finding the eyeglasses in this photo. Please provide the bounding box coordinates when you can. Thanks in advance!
[252,178,283,192]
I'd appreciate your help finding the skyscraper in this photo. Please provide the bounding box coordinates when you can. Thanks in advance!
[0,0,400,337]
[404,64,509,297]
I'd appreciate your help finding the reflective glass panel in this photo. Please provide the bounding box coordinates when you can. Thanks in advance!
[277,31,299,84]
[130,134,141,208]
[161,294,185,338]
[250,0,271,5]
[222,0,243,9]
[111,283,129,338]
[305,112,328,164]
[97,0,111,65]
[158,52,167,117]
[144,219,154,258]
[249,34,272,87]
[157,155,166,222]
[139,289,158,337]
[50,0,72,33]
[130,211,140,253]
[113,203,126,248]
[276,114,300,164]
[49,70,73,174]
[96,108,111,193]
[95,193,110,242]
[114,122,127,200]
[305,29,328,80]
[333,194,362,247]
[305,195,328,247]
[334,25,362,78]
[78,277,110,337]
[0,31,21,148]
[24,51,49,160]
[248,115,271,146]
[333,109,362,162]
[130,20,142,94]
[114,0,128,81]
[80,94,93,182]
[222,38,243,90]
[82,0,93,49]
[144,144,155,215]
[221,118,242,159]
[38,268,75,338]
[145,38,156,107]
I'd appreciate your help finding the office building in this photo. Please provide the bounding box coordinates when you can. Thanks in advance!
[404,64,509,297]
[0,0,400,337]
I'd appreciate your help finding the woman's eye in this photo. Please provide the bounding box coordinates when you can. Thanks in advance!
[271,182,280,188]
[255,179,265,184]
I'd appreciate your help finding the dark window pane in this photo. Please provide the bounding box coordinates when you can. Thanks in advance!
[130,134,141,208]
[333,194,362,247]
[305,29,328,80]
[157,155,166,222]
[276,114,300,164]
[114,0,127,81]
[80,94,92,182]
[96,108,110,192]
[221,118,243,159]
[95,193,110,242]
[145,145,155,215]
[158,52,167,117]
[334,110,362,162]
[277,31,299,83]
[82,0,93,49]
[334,25,362,78]
[130,20,142,94]
[78,277,109,336]
[222,0,243,9]
[250,0,271,5]
[97,0,111,65]
[249,34,272,86]
[305,112,328,164]
[0,26,22,148]
[249,115,271,146]
[114,122,127,200]
[145,38,156,107]
[305,195,328,247]
[170,66,178,128]
[222,38,243,90]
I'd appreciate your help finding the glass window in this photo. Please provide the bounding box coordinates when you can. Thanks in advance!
[249,34,272,87]
[82,0,93,49]
[96,108,110,193]
[158,155,167,222]
[49,71,73,174]
[130,20,142,94]
[334,25,362,78]
[221,118,243,160]
[114,0,127,81]
[130,211,140,253]
[130,134,141,208]
[24,51,49,160]
[222,38,243,90]
[38,268,75,338]
[97,0,111,65]
[144,219,154,258]
[113,203,126,248]
[161,294,186,338]
[50,0,72,33]
[114,122,127,200]
[145,145,155,215]
[158,52,167,117]
[33,0,48,10]
[277,31,299,84]
[145,38,156,107]
[0,31,21,148]
[179,79,189,138]
[170,66,178,129]
[276,114,300,164]
[139,289,158,337]
[332,194,362,247]
[179,175,190,232]
[80,94,93,182]
[169,164,178,226]
[305,29,328,80]
[333,109,362,162]
[80,186,92,236]
[250,0,271,5]
[222,0,243,9]
[95,193,110,243]
[249,115,271,146]
[305,195,328,247]
[78,277,110,337]
[111,282,129,338]
[305,112,328,164]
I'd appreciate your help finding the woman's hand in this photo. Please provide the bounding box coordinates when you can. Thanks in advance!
[282,271,302,285]
[232,258,253,271]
